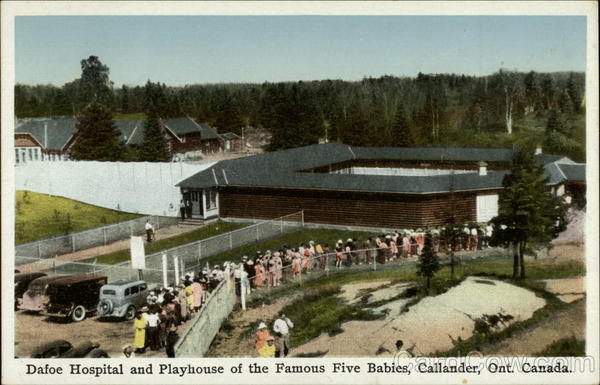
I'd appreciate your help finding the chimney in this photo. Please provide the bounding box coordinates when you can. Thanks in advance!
[478,161,488,176]
[535,146,542,155]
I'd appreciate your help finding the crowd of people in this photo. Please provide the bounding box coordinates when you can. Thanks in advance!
[227,222,493,292]
[129,264,229,357]
[127,222,493,358]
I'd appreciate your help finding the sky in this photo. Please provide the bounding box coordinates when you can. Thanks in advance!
[15,15,586,87]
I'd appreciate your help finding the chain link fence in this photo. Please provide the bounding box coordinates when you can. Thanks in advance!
[15,215,180,262]
[140,211,304,276]
[231,244,511,307]
[16,212,304,288]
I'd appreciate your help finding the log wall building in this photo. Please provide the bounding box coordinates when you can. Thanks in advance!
[177,143,586,228]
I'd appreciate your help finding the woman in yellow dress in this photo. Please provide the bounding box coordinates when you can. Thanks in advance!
[133,311,147,353]
[185,280,194,314]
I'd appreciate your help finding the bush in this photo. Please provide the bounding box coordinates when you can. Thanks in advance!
[535,336,585,357]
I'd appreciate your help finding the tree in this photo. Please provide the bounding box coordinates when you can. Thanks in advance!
[417,233,440,293]
[140,106,170,162]
[78,56,114,109]
[491,70,523,135]
[70,103,123,161]
[566,73,582,112]
[391,104,418,147]
[490,148,568,279]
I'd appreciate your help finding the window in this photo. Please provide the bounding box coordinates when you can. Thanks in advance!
[139,283,147,291]
[206,188,218,210]
[34,148,39,160]
[15,149,19,163]
[28,149,33,160]
[130,285,139,295]
[124,288,130,296]
[102,289,116,295]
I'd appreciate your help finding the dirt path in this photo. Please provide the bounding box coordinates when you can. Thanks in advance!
[16,223,200,273]
[480,299,586,356]
[207,293,302,357]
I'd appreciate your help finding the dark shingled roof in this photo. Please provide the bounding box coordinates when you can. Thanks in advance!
[179,142,585,194]
[15,117,220,150]
[557,163,586,183]
[221,132,240,140]
[15,118,76,151]
[114,120,144,145]
[162,117,223,140]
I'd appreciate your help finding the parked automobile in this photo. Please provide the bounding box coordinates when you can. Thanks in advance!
[97,280,148,320]
[29,340,110,358]
[15,272,47,310]
[21,274,108,322]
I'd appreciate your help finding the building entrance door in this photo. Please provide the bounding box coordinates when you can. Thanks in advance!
[190,191,204,218]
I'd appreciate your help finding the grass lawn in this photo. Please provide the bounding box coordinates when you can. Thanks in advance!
[250,256,585,349]
[192,228,377,268]
[84,221,247,264]
[15,191,143,244]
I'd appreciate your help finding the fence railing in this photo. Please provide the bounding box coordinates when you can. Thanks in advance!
[174,269,234,357]
[15,215,181,262]
[232,245,510,308]
[15,211,305,288]
[105,211,304,285]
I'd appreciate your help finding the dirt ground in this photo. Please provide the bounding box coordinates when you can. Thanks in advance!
[208,293,302,357]
[480,299,586,356]
[14,307,197,358]
[17,223,200,274]
[292,277,546,357]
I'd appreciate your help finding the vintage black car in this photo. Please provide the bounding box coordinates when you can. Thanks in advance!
[21,274,108,322]
[15,272,47,310]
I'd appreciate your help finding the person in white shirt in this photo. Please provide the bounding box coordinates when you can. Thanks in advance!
[145,309,161,351]
[273,312,294,357]
[145,220,154,242]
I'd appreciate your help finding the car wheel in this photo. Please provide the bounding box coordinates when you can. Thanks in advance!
[98,299,113,316]
[124,305,136,321]
[71,305,86,322]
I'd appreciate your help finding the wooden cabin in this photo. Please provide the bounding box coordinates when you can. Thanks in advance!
[177,143,586,225]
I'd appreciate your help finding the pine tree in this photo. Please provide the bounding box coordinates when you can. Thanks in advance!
[141,107,169,162]
[566,73,581,112]
[391,104,417,147]
[417,233,440,293]
[490,148,568,279]
[70,103,123,161]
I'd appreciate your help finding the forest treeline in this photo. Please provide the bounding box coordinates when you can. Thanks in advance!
[15,66,586,162]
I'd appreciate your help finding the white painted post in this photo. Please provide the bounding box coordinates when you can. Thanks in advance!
[198,243,202,263]
[301,210,305,227]
[373,249,377,271]
[256,225,259,241]
[174,255,180,285]
[72,234,76,253]
[37,243,41,259]
[103,227,107,245]
[229,233,233,250]
[162,253,168,288]
[180,256,185,277]
[240,273,246,311]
